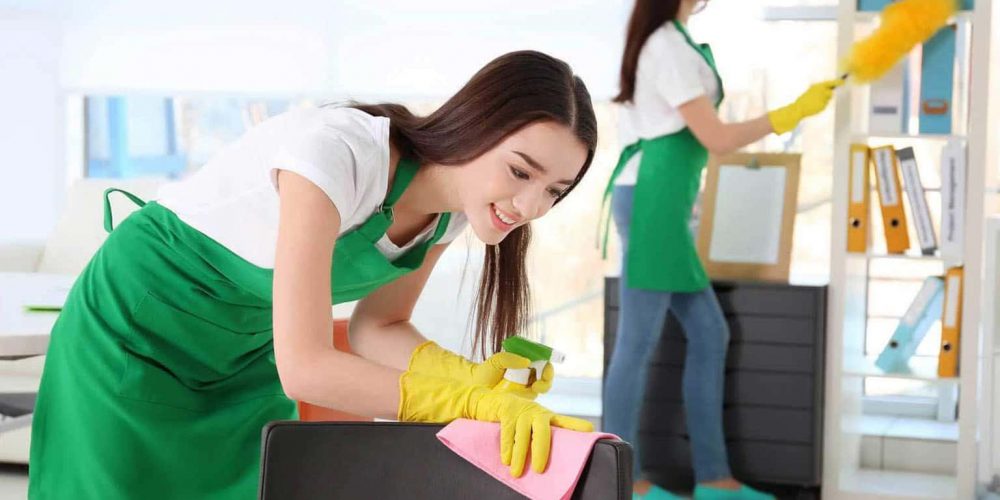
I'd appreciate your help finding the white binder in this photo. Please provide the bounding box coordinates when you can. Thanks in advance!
[941,139,967,267]
[869,63,907,134]
[875,276,945,373]
[897,147,937,255]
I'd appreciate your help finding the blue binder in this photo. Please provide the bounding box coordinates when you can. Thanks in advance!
[920,25,957,134]
[858,0,974,11]
[875,276,945,373]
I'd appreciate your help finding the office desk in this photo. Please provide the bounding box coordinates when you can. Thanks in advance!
[0,272,74,434]
[0,272,74,360]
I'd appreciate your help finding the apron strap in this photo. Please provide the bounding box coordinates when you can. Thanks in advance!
[672,20,725,106]
[103,188,147,233]
[382,157,420,210]
[426,212,452,245]
[597,141,643,258]
[356,157,422,241]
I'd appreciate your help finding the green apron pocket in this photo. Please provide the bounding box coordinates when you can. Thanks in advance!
[119,292,285,412]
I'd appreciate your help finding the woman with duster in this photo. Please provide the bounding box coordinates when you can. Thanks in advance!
[29,50,596,499]
[601,1,839,499]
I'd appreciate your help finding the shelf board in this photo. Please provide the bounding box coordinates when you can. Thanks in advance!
[840,469,957,499]
[852,133,966,142]
[867,314,906,320]
[763,6,836,21]
[862,251,942,261]
[843,355,958,383]
[854,11,974,23]
[865,277,936,284]
[856,415,959,441]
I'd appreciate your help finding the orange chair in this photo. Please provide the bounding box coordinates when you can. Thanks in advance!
[297,319,372,422]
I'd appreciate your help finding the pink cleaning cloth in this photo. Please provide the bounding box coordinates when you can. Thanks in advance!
[436,419,620,500]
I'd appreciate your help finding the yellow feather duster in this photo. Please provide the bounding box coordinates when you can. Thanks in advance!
[846,0,958,83]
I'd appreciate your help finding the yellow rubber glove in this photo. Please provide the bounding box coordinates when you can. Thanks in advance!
[407,340,554,399]
[767,79,843,134]
[398,371,594,477]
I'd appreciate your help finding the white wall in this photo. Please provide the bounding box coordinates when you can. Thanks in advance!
[55,0,628,98]
[0,9,64,243]
[0,0,629,243]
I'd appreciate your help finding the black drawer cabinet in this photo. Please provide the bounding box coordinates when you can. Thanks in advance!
[603,278,827,494]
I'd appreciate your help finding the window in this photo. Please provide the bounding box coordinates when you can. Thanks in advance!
[85,96,186,178]
[84,95,301,179]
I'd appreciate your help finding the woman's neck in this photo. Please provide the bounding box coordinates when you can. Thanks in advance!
[677,2,693,24]
[389,144,462,217]
[399,164,462,216]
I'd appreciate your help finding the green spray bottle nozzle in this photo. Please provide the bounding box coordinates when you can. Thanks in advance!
[501,337,565,385]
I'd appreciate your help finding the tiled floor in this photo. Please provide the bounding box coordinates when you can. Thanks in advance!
[0,464,27,499]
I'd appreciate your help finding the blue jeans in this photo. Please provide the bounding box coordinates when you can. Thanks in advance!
[603,185,732,483]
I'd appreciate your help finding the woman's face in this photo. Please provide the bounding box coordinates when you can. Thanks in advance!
[685,0,709,15]
[455,121,588,246]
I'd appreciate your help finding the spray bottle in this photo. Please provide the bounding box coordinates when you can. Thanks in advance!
[495,337,565,397]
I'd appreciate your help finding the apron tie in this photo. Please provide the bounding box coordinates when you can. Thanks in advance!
[597,140,643,258]
[103,188,148,233]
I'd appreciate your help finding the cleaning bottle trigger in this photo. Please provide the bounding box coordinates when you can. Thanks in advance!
[500,337,564,388]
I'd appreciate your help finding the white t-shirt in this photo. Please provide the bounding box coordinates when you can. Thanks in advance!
[157,106,469,268]
[615,22,721,185]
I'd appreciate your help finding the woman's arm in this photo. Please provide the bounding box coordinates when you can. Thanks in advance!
[349,242,450,371]
[678,80,841,155]
[677,95,773,156]
[272,170,402,419]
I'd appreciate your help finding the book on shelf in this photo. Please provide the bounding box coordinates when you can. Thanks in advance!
[941,139,967,267]
[872,146,911,253]
[938,266,964,377]
[919,24,957,135]
[857,0,975,11]
[847,144,872,253]
[875,276,944,373]
[868,63,909,135]
[897,147,938,255]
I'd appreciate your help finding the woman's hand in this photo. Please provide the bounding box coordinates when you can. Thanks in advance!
[768,79,844,134]
[397,371,593,476]
[407,341,555,399]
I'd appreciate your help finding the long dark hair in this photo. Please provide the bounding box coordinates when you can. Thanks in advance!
[350,50,597,356]
[613,0,683,103]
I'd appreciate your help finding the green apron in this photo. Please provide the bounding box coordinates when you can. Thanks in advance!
[29,158,450,499]
[602,20,725,293]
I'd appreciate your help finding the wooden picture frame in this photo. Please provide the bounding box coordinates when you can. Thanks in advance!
[696,152,801,283]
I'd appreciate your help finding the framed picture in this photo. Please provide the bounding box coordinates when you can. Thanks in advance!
[695,152,801,283]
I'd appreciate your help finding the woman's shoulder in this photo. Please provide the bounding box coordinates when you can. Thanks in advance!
[638,22,703,73]
[645,22,692,54]
[284,105,389,148]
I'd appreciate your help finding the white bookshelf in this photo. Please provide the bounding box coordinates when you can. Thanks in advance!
[825,1,999,499]
[842,355,953,381]
[855,11,976,23]
[981,217,1000,486]
[851,133,967,142]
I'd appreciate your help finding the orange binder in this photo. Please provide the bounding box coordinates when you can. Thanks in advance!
[937,266,964,378]
[871,146,910,253]
[848,144,871,253]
